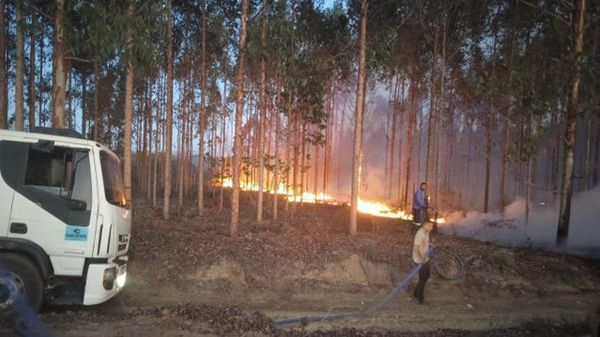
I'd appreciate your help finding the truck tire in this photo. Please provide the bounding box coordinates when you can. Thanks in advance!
[0,253,44,313]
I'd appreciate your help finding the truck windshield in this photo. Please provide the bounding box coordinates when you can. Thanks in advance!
[100,151,126,208]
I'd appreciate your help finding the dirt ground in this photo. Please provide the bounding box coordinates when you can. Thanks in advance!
[3,192,600,336]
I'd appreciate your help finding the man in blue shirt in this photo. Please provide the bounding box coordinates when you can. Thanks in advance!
[413,182,427,225]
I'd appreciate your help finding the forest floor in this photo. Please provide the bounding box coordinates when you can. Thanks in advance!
[3,192,600,336]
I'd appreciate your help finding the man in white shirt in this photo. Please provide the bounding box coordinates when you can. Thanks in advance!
[412,221,433,304]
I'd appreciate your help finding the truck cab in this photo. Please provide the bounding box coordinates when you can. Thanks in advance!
[0,128,131,311]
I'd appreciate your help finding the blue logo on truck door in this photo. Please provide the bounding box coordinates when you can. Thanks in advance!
[65,226,88,241]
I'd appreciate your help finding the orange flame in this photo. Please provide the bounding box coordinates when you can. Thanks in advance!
[214,177,446,222]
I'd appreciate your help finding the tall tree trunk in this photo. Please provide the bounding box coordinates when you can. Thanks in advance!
[349,0,368,235]
[52,0,66,128]
[272,84,280,220]
[396,92,404,202]
[67,71,72,129]
[197,0,207,216]
[0,0,6,129]
[558,0,586,242]
[403,63,416,209]
[123,3,134,207]
[434,19,447,207]
[28,16,36,130]
[425,28,438,189]
[178,99,186,211]
[388,76,398,199]
[146,81,152,200]
[81,73,87,135]
[38,28,44,126]
[94,63,101,140]
[15,0,24,131]
[230,0,249,236]
[257,0,268,221]
[323,83,333,194]
[583,117,592,190]
[142,82,149,197]
[484,34,497,213]
[153,80,161,208]
[163,0,174,220]
[299,123,306,201]
[219,80,227,211]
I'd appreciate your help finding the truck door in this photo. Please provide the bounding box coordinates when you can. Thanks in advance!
[6,141,96,277]
[0,141,19,236]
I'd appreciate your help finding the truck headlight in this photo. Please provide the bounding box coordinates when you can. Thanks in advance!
[103,267,116,290]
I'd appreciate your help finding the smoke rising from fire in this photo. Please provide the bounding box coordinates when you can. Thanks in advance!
[439,186,600,257]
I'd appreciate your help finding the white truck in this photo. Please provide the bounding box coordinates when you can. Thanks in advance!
[0,128,130,312]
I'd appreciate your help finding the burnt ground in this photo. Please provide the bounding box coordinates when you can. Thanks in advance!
[2,191,600,336]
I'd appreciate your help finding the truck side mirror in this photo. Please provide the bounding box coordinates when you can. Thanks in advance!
[68,199,87,211]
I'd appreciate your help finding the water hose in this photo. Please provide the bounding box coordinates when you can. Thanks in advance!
[275,246,464,328]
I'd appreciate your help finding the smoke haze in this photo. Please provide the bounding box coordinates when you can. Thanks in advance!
[439,186,600,257]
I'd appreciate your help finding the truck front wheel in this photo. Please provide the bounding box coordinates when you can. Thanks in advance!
[0,253,44,313]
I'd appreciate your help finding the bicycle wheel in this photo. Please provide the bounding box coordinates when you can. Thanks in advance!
[431,247,465,280]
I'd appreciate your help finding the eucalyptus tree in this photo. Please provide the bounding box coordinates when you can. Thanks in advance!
[348,0,368,235]
[15,0,24,130]
[0,0,5,129]
[164,0,174,219]
[52,0,66,127]
[558,0,588,242]
[231,0,250,236]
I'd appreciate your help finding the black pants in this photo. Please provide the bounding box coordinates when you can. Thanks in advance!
[413,208,422,223]
[413,262,430,303]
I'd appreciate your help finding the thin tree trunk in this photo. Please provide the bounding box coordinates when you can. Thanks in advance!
[350,0,368,235]
[67,71,72,129]
[197,0,207,215]
[339,95,347,191]
[178,99,185,211]
[558,0,586,242]
[272,83,280,220]
[525,120,532,225]
[81,73,87,135]
[323,83,333,194]
[15,0,25,131]
[425,28,438,189]
[0,0,6,129]
[219,80,227,210]
[123,3,134,207]
[146,81,152,200]
[163,0,174,220]
[285,102,292,213]
[230,0,249,236]
[388,75,398,199]
[484,34,497,213]
[583,117,592,190]
[257,0,268,221]
[52,0,66,128]
[434,18,447,207]
[38,28,44,126]
[403,63,416,209]
[94,63,101,140]
[299,123,306,202]
[153,79,161,208]
[28,16,36,130]
[396,88,404,203]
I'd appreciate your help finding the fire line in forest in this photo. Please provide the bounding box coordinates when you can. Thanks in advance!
[215,177,445,222]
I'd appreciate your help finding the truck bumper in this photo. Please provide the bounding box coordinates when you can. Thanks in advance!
[82,259,127,305]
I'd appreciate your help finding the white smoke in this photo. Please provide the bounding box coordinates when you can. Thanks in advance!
[439,186,600,257]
